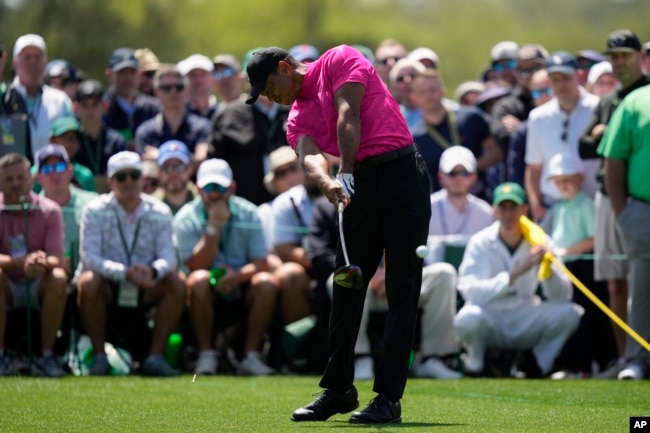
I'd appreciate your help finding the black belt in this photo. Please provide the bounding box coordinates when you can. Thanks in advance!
[354,144,416,171]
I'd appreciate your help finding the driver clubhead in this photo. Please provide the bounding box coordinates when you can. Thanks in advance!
[333,265,364,290]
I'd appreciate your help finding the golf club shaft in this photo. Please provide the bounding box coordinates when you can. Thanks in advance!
[337,201,351,267]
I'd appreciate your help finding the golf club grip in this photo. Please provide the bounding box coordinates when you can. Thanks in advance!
[338,201,351,266]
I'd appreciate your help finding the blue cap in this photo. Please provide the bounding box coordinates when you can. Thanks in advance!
[289,44,320,62]
[547,51,578,75]
[157,140,191,166]
[108,48,139,71]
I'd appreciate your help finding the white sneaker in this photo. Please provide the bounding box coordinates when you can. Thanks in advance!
[194,350,218,375]
[236,353,274,376]
[416,357,462,379]
[618,364,644,380]
[354,356,374,380]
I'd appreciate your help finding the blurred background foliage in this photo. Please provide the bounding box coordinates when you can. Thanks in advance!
[0,0,648,93]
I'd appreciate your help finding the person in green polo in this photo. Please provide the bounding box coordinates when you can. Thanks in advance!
[597,85,650,380]
[32,116,95,192]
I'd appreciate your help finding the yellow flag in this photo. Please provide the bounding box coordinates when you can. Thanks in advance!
[519,217,650,352]
[519,215,553,281]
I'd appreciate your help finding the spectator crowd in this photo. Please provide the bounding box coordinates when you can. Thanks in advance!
[0,29,649,381]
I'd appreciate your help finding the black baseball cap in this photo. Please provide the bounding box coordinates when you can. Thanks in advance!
[245,47,290,105]
[606,29,642,54]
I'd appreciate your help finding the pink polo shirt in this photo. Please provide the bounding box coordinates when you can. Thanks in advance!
[0,192,64,280]
[286,45,413,162]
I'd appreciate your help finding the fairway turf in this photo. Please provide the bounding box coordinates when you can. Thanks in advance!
[1,376,647,432]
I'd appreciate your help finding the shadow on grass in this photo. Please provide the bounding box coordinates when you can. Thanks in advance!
[300,421,467,428]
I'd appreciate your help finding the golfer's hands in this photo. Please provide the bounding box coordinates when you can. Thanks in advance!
[336,172,355,200]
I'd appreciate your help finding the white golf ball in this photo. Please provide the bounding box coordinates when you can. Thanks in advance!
[415,245,429,258]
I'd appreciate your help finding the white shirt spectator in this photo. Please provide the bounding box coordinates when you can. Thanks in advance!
[12,79,73,156]
[426,189,494,265]
[525,88,599,201]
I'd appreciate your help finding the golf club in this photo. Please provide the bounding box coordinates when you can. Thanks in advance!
[333,201,363,290]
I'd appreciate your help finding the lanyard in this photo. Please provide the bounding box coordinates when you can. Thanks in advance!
[426,108,460,150]
[437,199,471,236]
[114,209,142,266]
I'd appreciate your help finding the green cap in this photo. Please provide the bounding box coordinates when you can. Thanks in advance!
[50,116,80,137]
[492,182,526,206]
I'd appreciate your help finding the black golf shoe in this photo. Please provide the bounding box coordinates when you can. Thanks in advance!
[348,394,402,424]
[291,386,359,422]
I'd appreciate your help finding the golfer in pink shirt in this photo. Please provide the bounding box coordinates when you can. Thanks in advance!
[246,45,431,424]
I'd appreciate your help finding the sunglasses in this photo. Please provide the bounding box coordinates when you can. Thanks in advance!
[447,169,472,178]
[202,183,229,193]
[378,56,404,66]
[396,73,415,83]
[274,164,298,179]
[531,88,553,99]
[517,65,543,77]
[561,118,570,142]
[160,164,188,174]
[493,59,517,72]
[158,83,185,93]
[114,171,142,182]
[39,161,68,175]
[144,70,156,78]
[213,68,236,81]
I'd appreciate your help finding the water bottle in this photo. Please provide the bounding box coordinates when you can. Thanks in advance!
[164,333,182,368]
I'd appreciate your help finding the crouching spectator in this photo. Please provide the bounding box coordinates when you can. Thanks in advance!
[76,151,185,376]
[454,182,583,377]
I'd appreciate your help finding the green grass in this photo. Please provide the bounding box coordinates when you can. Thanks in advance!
[1,376,647,432]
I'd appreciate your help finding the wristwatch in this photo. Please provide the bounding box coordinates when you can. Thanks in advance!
[204,222,219,236]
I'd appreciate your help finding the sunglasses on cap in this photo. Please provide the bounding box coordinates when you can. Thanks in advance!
[446,169,472,178]
[158,83,185,93]
[160,163,188,174]
[274,164,299,179]
[561,118,570,142]
[202,183,229,193]
[493,59,517,72]
[39,162,68,175]
[213,68,236,81]
[113,171,142,182]
[531,88,553,99]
